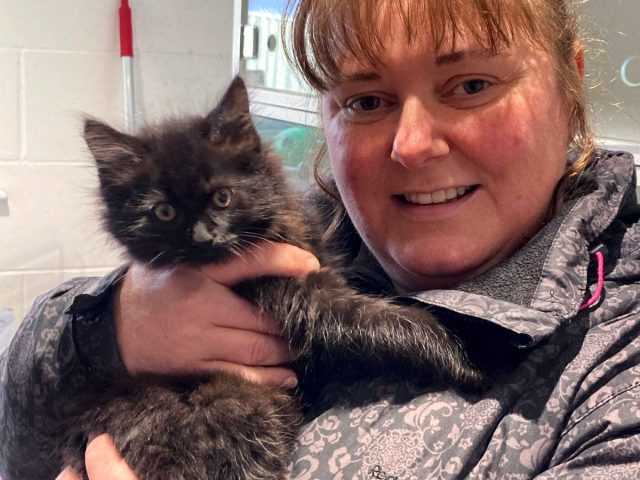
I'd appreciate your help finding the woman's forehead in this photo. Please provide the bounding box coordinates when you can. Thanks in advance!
[334,27,512,80]
[285,0,555,92]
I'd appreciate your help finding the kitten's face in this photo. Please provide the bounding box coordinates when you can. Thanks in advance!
[85,77,287,267]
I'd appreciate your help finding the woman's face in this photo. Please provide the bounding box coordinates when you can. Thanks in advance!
[321,22,572,292]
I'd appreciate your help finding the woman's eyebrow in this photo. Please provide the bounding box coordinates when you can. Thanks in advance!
[340,71,381,83]
[435,49,506,66]
[337,49,507,82]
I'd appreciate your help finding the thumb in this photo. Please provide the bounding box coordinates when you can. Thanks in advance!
[85,434,139,480]
[200,242,320,286]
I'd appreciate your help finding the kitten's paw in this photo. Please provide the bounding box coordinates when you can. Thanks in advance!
[395,306,488,389]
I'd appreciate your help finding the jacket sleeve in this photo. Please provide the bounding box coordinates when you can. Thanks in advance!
[0,268,128,480]
[533,365,640,479]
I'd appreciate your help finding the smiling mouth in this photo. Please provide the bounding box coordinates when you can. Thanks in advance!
[399,185,478,205]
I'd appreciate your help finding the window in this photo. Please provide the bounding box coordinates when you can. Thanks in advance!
[582,0,640,158]
[253,115,321,189]
[241,0,318,128]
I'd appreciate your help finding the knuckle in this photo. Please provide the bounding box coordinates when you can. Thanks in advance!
[256,311,280,335]
[248,337,269,365]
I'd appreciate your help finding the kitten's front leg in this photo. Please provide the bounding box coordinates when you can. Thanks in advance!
[239,272,485,389]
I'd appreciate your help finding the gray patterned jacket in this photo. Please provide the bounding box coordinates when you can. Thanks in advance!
[1,151,639,480]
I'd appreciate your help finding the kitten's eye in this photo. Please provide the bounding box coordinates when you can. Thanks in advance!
[152,202,177,221]
[213,188,233,208]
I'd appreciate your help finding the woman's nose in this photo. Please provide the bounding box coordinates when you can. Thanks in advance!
[390,99,449,169]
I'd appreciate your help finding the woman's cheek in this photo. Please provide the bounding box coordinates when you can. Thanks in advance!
[459,101,531,165]
[329,129,372,186]
[330,150,364,215]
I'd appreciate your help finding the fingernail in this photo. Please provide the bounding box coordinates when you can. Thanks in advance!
[282,377,298,389]
[306,256,320,271]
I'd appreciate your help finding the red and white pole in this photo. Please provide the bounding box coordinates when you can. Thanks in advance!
[119,0,135,132]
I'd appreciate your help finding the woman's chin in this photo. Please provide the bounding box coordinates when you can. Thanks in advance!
[384,248,495,292]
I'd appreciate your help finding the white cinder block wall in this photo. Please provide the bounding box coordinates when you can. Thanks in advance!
[0,0,237,322]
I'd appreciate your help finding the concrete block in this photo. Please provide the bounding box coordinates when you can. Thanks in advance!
[0,49,19,160]
[0,273,24,324]
[22,51,123,162]
[0,163,123,272]
[0,0,118,51]
[134,52,232,123]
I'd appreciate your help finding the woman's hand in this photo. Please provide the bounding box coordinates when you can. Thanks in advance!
[56,435,139,480]
[54,243,318,480]
[114,242,320,387]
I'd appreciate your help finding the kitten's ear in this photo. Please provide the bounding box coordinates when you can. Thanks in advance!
[216,76,250,115]
[204,76,262,152]
[84,119,142,169]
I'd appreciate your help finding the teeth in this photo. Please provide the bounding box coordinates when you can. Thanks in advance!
[404,186,472,205]
[445,188,458,200]
[405,192,432,204]
[431,189,446,203]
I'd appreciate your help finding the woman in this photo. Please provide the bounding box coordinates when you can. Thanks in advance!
[3,0,640,478]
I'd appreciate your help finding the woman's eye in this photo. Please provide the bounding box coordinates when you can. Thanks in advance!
[453,79,491,95]
[340,94,395,121]
[347,96,381,111]
[441,77,499,108]
[344,95,395,114]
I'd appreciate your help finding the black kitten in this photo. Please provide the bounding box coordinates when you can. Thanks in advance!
[62,77,483,480]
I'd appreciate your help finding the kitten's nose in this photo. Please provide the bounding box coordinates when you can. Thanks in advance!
[192,220,216,244]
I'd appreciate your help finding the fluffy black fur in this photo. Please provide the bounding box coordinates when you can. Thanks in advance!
[62,77,483,480]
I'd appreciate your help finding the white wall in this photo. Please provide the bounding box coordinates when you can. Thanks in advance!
[0,0,236,322]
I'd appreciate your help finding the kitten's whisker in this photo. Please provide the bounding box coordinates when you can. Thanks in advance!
[232,237,266,255]
[247,230,290,244]
[238,239,263,251]
[240,233,278,248]
[147,250,168,266]
[237,242,260,257]
[242,232,275,243]
[227,244,243,258]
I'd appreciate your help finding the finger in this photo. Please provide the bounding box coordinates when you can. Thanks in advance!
[196,279,285,335]
[56,467,81,480]
[85,434,139,480]
[124,263,282,336]
[204,361,298,388]
[201,327,296,366]
[200,242,320,287]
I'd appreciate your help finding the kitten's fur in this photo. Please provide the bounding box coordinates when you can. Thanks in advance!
[62,77,483,480]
